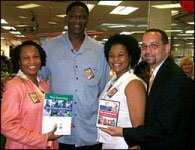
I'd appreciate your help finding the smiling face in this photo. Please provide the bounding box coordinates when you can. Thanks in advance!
[19,45,41,80]
[141,32,170,69]
[65,6,88,36]
[108,44,130,78]
[181,62,193,76]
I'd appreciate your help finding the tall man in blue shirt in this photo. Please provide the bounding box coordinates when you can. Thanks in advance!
[40,1,109,149]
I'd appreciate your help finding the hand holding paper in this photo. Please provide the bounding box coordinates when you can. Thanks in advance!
[100,127,123,137]
[47,125,62,141]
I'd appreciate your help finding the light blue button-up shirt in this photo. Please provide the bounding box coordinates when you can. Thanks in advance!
[39,32,109,146]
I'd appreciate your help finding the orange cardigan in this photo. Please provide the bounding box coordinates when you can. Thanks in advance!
[1,76,58,149]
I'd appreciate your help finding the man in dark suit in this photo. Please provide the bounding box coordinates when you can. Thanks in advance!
[101,29,193,149]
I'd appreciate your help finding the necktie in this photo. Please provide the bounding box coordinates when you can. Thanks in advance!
[148,71,154,94]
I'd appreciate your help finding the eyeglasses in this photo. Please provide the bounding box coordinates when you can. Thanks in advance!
[141,43,163,50]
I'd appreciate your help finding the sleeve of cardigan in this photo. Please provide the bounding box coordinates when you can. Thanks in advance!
[1,80,48,149]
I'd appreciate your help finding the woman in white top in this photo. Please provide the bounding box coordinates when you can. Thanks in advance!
[98,34,150,149]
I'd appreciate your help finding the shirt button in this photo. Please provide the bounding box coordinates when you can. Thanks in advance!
[76,77,78,80]
[75,89,78,92]
[76,65,78,68]
[75,102,77,104]
[75,114,76,116]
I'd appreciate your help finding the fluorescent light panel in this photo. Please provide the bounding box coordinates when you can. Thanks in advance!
[9,31,22,34]
[1,19,8,24]
[98,1,122,6]
[187,22,194,25]
[87,4,95,12]
[15,35,25,37]
[16,4,41,9]
[185,30,194,34]
[56,14,66,18]
[171,10,179,16]
[101,23,135,28]
[183,37,194,40]
[48,22,57,25]
[165,30,182,33]
[120,32,133,35]
[152,4,181,9]
[19,16,28,19]
[1,37,5,40]
[137,24,147,28]
[15,25,29,27]
[110,6,138,15]
[1,26,16,30]
[177,33,193,36]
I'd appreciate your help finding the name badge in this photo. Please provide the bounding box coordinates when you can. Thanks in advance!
[29,93,40,103]
[84,68,95,80]
[107,88,118,98]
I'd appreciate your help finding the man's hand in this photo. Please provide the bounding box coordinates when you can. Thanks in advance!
[100,127,123,137]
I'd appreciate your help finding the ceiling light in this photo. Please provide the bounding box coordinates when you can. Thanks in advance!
[15,35,26,37]
[98,1,122,6]
[108,25,127,28]
[183,37,194,40]
[171,10,179,16]
[173,44,180,47]
[19,16,28,19]
[177,33,193,36]
[152,4,181,9]
[15,25,29,27]
[123,31,145,35]
[110,6,138,15]
[187,22,194,25]
[185,30,194,34]
[137,24,147,28]
[186,43,193,45]
[168,37,179,39]
[87,4,95,12]
[101,23,135,28]
[1,19,8,24]
[133,31,145,33]
[48,21,57,25]
[1,26,16,30]
[165,30,182,33]
[56,14,66,18]
[1,37,5,40]
[171,23,177,26]
[9,31,22,34]
[120,32,133,35]
[62,31,66,34]
[16,4,41,9]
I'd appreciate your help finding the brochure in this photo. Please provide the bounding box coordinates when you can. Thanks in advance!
[42,93,73,135]
[96,99,120,128]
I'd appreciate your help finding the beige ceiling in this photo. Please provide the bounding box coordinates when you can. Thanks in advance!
[1,1,194,44]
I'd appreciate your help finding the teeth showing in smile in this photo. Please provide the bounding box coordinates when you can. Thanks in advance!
[113,64,120,67]
[28,66,36,69]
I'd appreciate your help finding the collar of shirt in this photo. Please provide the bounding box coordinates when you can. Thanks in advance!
[153,59,166,78]
[65,32,91,55]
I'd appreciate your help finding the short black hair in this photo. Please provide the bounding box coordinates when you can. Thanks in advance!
[104,34,141,68]
[145,28,169,44]
[12,40,46,74]
[66,1,89,15]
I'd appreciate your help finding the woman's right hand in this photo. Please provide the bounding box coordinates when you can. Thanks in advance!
[47,126,62,141]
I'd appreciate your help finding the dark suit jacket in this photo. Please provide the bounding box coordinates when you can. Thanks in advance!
[123,57,193,150]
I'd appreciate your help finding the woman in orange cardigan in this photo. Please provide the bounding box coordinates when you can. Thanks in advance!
[1,40,60,149]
